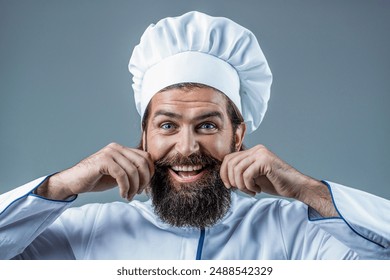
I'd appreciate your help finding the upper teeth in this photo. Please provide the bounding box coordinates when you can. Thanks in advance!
[171,165,203,172]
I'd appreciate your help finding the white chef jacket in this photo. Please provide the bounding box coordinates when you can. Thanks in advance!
[0,176,389,260]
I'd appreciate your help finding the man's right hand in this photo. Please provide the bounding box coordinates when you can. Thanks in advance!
[35,143,154,201]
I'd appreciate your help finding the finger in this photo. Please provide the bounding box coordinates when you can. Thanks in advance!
[242,164,263,193]
[226,152,250,188]
[117,149,153,194]
[254,176,277,196]
[226,155,240,188]
[131,150,155,176]
[111,144,154,186]
[103,147,140,199]
[118,145,155,176]
[221,151,250,188]
[220,155,232,188]
[106,143,153,192]
[111,154,140,200]
[234,186,256,197]
[232,156,254,190]
[102,160,130,199]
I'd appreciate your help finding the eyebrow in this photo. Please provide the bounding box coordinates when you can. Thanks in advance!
[153,110,224,121]
[153,110,182,119]
[194,111,224,121]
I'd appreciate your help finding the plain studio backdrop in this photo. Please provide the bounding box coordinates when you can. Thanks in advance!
[1,0,389,206]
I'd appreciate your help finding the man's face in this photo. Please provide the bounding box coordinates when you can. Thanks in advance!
[144,86,242,168]
[143,86,245,228]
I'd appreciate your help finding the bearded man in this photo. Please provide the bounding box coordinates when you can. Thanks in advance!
[0,11,389,260]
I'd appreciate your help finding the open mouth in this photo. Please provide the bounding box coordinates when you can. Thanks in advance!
[168,165,207,183]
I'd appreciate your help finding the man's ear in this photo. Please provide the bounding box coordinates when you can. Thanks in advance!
[234,123,246,151]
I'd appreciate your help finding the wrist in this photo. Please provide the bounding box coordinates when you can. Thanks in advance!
[35,174,75,200]
[295,176,323,202]
[296,177,338,217]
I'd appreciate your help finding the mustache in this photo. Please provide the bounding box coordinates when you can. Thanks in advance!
[154,152,221,168]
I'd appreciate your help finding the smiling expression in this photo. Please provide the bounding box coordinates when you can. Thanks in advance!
[143,86,245,185]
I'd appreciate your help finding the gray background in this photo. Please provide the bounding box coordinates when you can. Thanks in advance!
[1,0,389,206]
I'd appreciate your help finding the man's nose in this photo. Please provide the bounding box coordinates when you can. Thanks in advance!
[175,127,200,157]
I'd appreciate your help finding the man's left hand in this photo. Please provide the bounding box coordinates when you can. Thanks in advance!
[220,145,339,217]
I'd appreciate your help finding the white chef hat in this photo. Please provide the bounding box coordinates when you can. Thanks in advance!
[129,11,272,133]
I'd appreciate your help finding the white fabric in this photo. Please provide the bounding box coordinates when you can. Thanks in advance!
[0,177,389,260]
[129,11,272,133]
[141,51,241,117]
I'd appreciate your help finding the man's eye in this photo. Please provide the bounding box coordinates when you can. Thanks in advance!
[160,123,175,130]
[199,123,216,130]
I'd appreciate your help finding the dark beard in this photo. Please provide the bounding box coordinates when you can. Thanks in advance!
[147,152,231,229]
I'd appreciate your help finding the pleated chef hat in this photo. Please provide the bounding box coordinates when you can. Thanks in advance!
[129,11,272,133]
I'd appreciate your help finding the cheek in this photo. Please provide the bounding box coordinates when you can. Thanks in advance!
[146,133,173,162]
[201,136,233,161]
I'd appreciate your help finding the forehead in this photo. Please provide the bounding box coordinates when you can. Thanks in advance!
[148,87,229,115]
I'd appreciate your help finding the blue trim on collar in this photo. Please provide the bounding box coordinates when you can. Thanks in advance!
[196,228,205,260]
